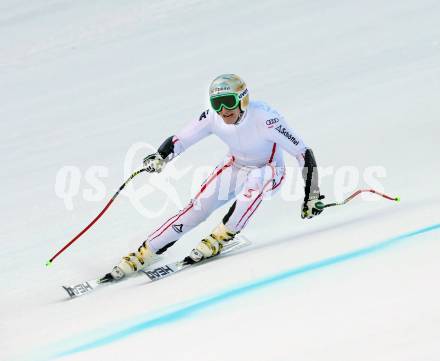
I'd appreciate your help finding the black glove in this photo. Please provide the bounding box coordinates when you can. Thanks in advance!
[301,194,325,219]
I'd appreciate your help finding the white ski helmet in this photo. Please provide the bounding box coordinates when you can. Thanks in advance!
[209,74,249,112]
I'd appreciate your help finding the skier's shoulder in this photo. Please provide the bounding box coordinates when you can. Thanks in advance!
[249,100,277,114]
[178,108,213,137]
[248,100,283,127]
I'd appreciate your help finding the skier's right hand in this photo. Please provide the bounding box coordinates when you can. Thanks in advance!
[143,152,167,173]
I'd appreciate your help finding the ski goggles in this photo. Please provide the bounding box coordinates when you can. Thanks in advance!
[210,93,240,112]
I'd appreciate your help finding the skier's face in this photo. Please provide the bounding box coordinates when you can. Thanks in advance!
[218,106,241,125]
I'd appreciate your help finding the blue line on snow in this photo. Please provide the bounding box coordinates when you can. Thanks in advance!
[55,223,440,358]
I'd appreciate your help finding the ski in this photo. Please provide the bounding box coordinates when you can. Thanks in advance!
[62,235,251,299]
[140,235,251,283]
[61,258,161,299]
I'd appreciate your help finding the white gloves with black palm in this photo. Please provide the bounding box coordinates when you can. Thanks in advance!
[143,153,167,173]
[301,194,325,219]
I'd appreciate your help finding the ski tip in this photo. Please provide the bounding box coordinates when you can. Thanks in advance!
[395,196,400,202]
[45,260,53,267]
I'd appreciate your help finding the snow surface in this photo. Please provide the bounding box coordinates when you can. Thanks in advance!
[1,0,439,360]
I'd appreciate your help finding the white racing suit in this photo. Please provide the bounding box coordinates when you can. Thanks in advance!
[145,100,317,254]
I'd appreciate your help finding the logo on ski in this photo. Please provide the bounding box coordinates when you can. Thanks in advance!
[63,282,93,297]
[144,265,175,280]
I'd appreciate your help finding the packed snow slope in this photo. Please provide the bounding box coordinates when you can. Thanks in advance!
[0,0,439,360]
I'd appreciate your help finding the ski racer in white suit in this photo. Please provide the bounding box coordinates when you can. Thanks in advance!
[107,74,325,281]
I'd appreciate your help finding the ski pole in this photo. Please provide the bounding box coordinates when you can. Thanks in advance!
[317,188,400,210]
[46,168,147,267]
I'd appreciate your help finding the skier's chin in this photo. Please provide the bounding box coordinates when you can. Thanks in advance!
[221,113,238,124]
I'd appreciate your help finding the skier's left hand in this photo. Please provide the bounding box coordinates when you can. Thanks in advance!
[301,194,325,219]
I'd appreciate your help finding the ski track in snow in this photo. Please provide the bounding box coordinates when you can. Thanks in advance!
[50,223,440,360]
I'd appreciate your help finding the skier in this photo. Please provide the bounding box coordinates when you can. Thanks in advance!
[104,74,324,282]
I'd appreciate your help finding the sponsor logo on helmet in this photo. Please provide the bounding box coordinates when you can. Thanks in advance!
[238,88,248,99]
[265,117,279,127]
[275,125,299,145]
[211,86,231,94]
